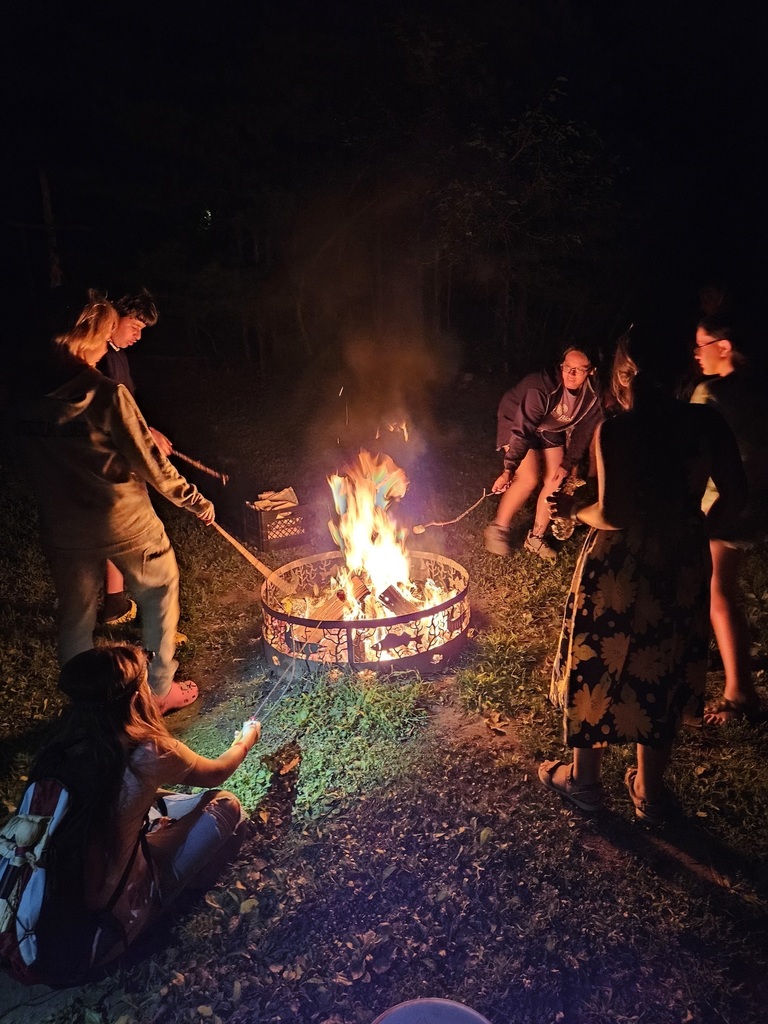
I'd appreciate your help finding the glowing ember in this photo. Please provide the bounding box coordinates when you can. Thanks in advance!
[375,420,409,442]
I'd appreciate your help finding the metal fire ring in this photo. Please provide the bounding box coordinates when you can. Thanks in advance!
[261,550,471,674]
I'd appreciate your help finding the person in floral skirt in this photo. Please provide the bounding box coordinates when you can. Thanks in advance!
[539,334,746,823]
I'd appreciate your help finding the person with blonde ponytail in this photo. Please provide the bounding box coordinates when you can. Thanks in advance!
[14,292,215,714]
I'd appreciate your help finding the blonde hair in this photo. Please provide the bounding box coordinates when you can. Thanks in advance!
[610,337,639,411]
[54,291,117,366]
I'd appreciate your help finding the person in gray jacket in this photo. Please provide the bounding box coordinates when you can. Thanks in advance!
[485,347,603,560]
[15,293,214,714]
[96,288,171,626]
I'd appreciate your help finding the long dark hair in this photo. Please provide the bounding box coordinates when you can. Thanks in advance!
[29,645,169,889]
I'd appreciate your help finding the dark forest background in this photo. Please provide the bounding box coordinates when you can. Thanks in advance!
[4,0,767,386]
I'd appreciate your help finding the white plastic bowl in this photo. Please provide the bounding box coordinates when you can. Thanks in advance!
[371,997,492,1024]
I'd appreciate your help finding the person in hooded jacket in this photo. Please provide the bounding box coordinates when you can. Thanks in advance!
[484,347,603,561]
[13,292,214,714]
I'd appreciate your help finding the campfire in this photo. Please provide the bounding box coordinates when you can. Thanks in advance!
[261,451,471,671]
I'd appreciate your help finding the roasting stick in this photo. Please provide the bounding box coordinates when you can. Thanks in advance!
[172,449,230,485]
[412,490,491,534]
[212,521,294,595]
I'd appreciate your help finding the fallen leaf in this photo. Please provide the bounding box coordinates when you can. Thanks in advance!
[279,755,301,775]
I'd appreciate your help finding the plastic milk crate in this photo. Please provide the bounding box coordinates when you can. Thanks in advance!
[243,502,311,552]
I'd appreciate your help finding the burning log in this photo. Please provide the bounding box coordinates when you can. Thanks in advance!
[377,585,420,616]
[290,574,371,647]
[314,575,370,621]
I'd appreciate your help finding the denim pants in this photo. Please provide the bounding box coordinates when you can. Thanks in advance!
[147,790,246,896]
[45,524,180,698]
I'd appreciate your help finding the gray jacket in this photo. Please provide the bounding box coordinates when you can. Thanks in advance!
[16,366,212,553]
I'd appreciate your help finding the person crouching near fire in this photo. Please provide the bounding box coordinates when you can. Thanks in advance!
[26,644,260,978]
[13,292,214,714]
[484,346,603,561]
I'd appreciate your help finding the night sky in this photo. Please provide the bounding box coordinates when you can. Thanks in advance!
[4,0,767,369]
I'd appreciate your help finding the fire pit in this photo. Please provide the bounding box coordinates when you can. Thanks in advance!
[261,549,470,672]
[259,450,471,674]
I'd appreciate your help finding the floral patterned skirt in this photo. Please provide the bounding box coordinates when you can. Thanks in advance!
[550,517,710,749]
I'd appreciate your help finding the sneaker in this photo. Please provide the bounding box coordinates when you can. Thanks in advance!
[484,523,511,556]
[99,596,138,625]
[154,679,199,715]
[524,530,556,562]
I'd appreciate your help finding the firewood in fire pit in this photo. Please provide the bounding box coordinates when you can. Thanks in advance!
[378,585,420,616]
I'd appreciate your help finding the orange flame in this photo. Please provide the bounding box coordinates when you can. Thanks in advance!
[328,451,410,595]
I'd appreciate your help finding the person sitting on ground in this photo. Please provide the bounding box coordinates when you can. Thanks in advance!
[26,644,260,977]
[540,333,746,823]
[97,288,173,626]
[690,314,768,724]
[14,292,213,714]
[484,346,603,561]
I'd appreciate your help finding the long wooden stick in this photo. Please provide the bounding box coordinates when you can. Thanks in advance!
[412,490,491,534]
[212,522,294,595]
[173,449,229,485]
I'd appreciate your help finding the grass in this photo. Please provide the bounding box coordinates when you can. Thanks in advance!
[1,364,768,1024]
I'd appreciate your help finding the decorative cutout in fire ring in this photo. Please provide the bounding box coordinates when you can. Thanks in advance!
[261,550,470,673]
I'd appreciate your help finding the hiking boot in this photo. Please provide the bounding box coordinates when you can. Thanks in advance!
[153,679,199,715]
[99,594,138,625]
[524,530,556,562]
[484,523,511,556]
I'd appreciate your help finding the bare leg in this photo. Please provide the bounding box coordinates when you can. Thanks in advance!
[532,446,566,537]
[493,449,543,529]
[708,540,757,719]
[105,559,125,596]
[634,744,672,803]
[572,747,604,786]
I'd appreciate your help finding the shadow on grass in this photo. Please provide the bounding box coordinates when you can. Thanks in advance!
[594,807,768,914]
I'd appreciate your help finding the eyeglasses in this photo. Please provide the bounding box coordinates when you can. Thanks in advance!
[694,337,720,351]
[561,363,590,376]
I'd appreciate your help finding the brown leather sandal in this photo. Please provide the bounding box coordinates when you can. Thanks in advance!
[538,759,604,813]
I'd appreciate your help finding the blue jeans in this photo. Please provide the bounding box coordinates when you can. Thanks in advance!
[147,790,246,896]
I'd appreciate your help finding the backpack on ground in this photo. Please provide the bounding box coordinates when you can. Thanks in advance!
[0,740,145,986]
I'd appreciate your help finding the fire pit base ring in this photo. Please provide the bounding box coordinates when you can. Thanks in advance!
[261,550,471,675]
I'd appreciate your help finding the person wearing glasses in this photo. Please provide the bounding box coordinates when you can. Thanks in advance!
[690,315,768,724]
[485,347,603,560]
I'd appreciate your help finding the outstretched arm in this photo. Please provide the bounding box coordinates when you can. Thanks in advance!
[107,385,214,521]
[171,721,262,789]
